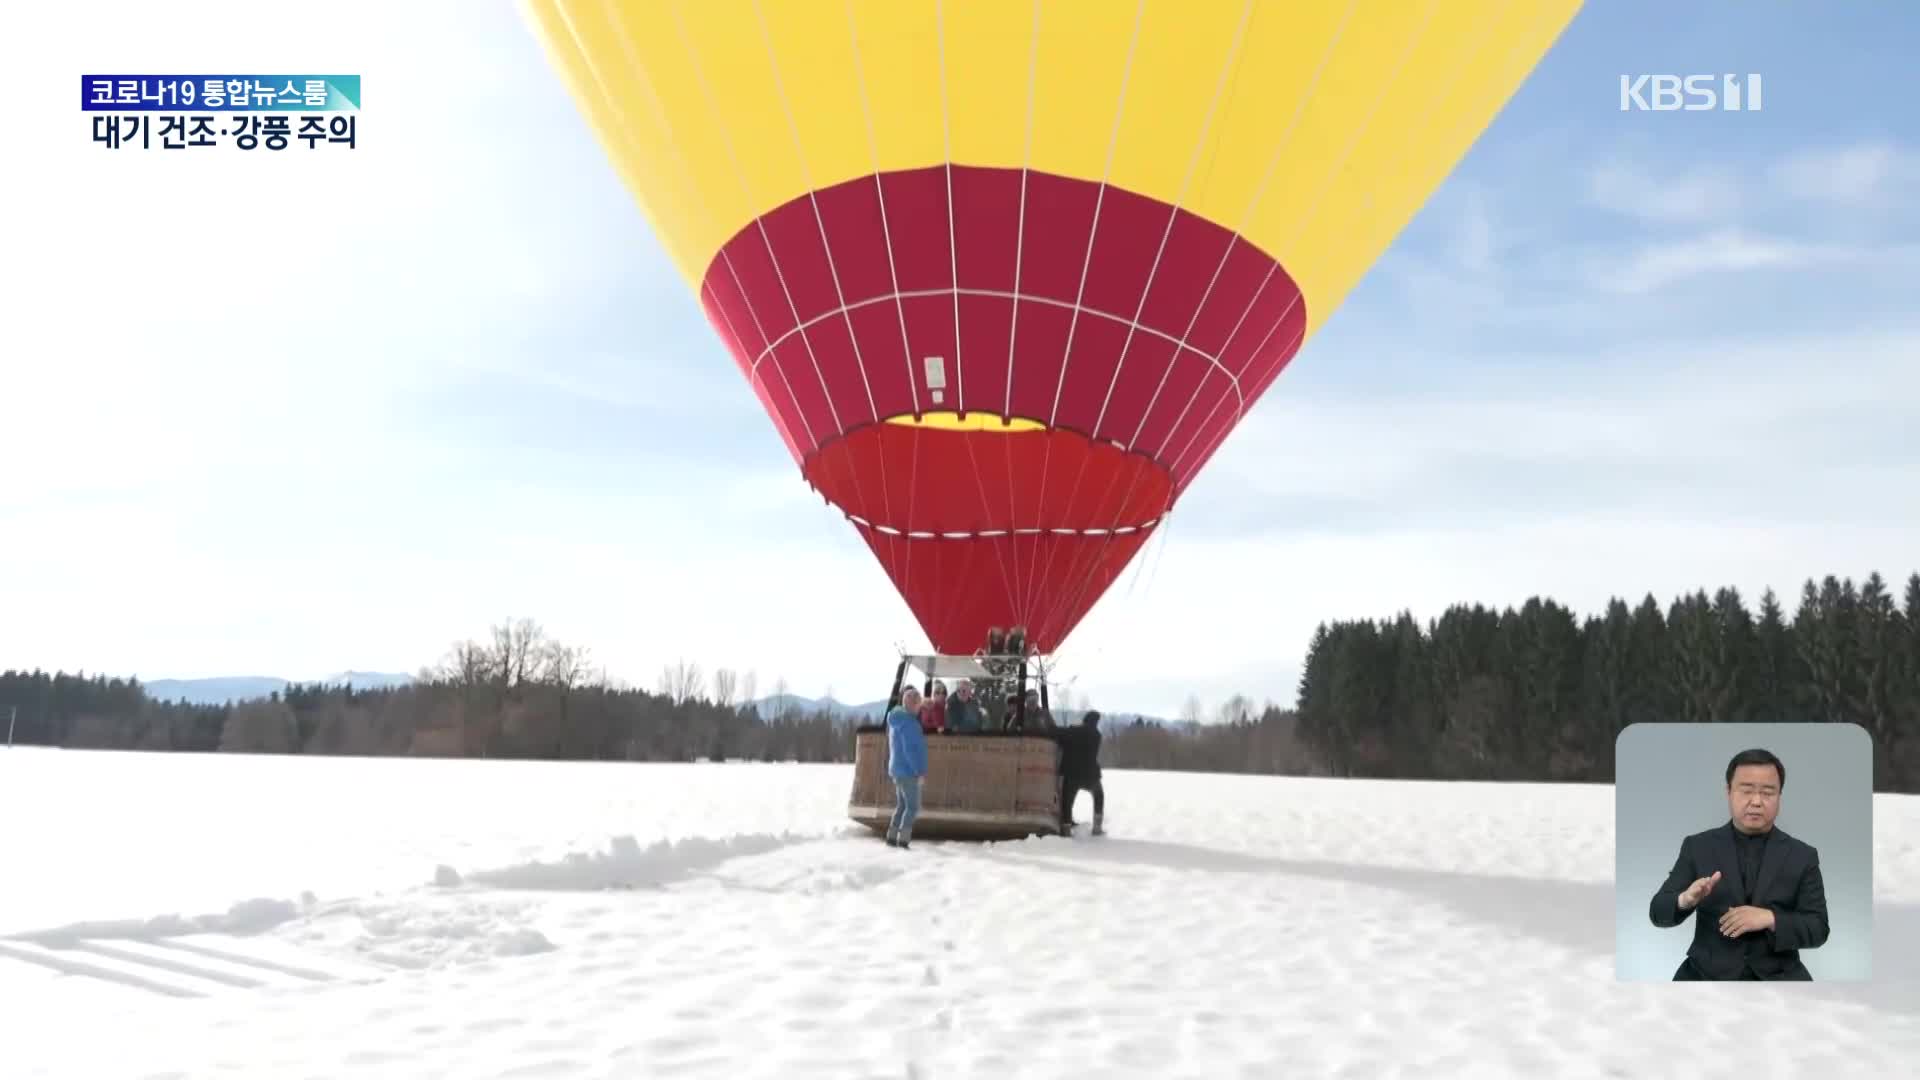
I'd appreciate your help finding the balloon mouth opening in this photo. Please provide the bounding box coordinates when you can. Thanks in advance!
[883,411,1045,433]
[802,418,1174,541]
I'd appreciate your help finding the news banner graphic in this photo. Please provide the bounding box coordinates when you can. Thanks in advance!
[83,75,360,150]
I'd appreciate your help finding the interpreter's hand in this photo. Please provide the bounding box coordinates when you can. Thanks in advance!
[1676,870,1721,911]
[1718,905,1776,937]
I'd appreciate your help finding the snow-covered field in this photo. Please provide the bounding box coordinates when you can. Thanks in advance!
[1,749,1916,1078]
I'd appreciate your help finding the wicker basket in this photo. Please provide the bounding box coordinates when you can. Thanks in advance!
[847,729,1062,840]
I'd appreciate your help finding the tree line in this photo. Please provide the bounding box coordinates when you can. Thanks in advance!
[1291,572,1920,793]
[2,571,1915,792]
[0,619,854,765]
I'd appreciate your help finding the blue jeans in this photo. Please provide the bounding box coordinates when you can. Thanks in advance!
[889,776,922,842]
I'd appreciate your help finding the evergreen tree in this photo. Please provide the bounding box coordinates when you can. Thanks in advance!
[1385,612,1438,777]
[1892,574,1920,778]
[1295,623,1335,761]
[1624,594,1676,726]
[1577,599,1634,779]
[1856,572,1898,753]
[1510,597,1584,776]
[1750,588,1797,723]
[1796,577,1857,724]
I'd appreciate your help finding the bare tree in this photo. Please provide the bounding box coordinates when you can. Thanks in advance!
[543,641,592,689]
[1181,694,1204,727]
[1216,693,1253,726]
[486,617,547,694]
[658,659,703,705]
[543,640,593,756]
[434,639,490,690]
[711,667,738,710]
[740,670,759,715]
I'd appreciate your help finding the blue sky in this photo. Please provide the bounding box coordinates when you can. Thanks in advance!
[3,1,1916,719]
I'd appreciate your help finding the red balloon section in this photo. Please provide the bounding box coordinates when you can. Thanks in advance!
[696,164,1310,654]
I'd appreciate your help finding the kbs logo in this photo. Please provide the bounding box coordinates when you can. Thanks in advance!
[1619,74,1763,111]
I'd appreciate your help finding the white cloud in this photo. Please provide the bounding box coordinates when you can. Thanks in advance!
[1211,325,1920,503]
[1589,226,1812,292]
[1586,161,1744,224]
[1768,142,1918,207]
[1588,228,1875,294]
[1587,141,1920,227]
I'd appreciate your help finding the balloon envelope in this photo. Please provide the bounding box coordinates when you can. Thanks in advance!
[523,0,1582,654]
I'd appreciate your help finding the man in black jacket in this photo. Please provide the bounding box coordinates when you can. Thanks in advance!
[1056,710,1105,836]
[1647,747,1830,980]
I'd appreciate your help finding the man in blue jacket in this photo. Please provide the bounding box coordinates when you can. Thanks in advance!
[886,686,928,848]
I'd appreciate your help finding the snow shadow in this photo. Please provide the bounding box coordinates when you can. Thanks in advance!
[0,940,207,999]
[437,831,808,892]
[0,897,338,1000]
[1003,838,1614,954]
[5,896,306,948]
[1011,837,1920,1019]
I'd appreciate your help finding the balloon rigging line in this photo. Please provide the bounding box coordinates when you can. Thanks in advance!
[1088,0,1255,441]
[674,14,844,438]
[935,0,966,420]
[753,0,881,430]
[1008,0,1041,614]
[838,0,921,594]
[1044,0,1456,643]
[955,424,1025,628]
[1044,0,1147,433]
[1044,0,1420,641]
[750,0,902,592]
[1007,0,1041,425]
[1208,0,1441,448]
[1115,0,1438,517]
[671,1,890,580]
[1031,65,1357,644]
[1127,0,1356,467]
[1025,0,1146,635]
[1174,0,1533,482]
[562,0,820,463]
[667,0,888,574]
[839,3,920,427]
[1032,0,1369,646]
[1023,0,1252,638]
[1059,0,1530,639]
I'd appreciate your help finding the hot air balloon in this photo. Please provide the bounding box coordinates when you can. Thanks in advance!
[523,0,1581,837]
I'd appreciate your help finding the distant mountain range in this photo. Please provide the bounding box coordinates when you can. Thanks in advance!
[142,671,415,705]
[136,676,1174,730]
[753,692,890,721]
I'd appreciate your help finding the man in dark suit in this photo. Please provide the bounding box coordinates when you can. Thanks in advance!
[1647,747,1830,980]
[1055,710,1105,836]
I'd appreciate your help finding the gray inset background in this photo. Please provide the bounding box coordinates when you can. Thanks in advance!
[1614,721,1874,981]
